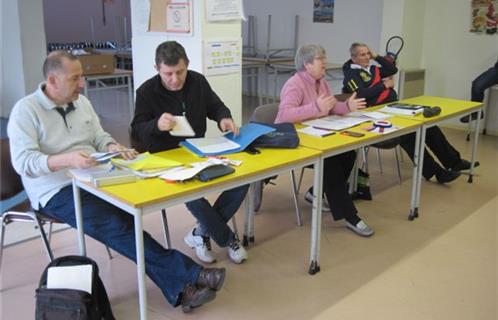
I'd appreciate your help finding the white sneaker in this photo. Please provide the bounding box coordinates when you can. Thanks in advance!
[304,190,331,212]
[227,238,248,264]
[184,228,216,264]
[345,220,375,237]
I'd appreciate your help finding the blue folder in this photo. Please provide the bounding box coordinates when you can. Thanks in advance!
[180,123,275,157]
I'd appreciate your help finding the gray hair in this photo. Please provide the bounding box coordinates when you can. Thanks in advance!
[295,45,326,71]
[349,42,367,57]
[42,50,78,79]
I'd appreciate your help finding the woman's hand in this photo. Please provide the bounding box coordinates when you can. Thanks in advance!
[316,94,337,113]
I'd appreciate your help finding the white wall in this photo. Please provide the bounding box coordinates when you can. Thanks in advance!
[421,0,498,131]
[398,0,426,69]
[1,0,46,118]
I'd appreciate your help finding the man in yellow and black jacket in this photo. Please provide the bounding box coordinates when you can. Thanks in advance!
[342,43,398,107]
[342,42,478,184]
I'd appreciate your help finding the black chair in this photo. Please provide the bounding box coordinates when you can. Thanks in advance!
[0,139,112,273]
[249,103,303,226]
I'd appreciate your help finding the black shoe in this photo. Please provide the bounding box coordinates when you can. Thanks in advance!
[181,284,216,313]
[435,170,461,184]
[197,268,226,291]
[450,159,480,172]
[460,112,484,123]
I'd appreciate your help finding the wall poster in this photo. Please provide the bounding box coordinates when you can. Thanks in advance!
[206,0,244,21]
[313,0,334,23]
[203,39,242,76]
[470,0,497,34]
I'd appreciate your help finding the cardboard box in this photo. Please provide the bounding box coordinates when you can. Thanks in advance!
[76,50,115,75]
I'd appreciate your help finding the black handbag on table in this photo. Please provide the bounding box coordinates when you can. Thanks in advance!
[249,122,299,149]
[197,164,235,182]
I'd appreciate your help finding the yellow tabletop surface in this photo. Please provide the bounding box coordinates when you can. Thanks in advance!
[298,116,421,152]
[387,95,483,125]
[90,146,321,208]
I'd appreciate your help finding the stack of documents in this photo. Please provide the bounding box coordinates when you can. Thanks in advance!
[180,123,275,156]
[69,163,114,182]
[112,152,182,178]
[68,163,137,187]
[380,103,424,116]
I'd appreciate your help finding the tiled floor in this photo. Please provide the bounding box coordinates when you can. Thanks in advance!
[1,90,497,319]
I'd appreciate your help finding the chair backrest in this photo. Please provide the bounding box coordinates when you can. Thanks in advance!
[249,103,279,124]
[0,139,24,201]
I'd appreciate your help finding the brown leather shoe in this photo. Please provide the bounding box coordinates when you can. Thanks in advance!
[197,267,226,291]
[181,284,216,313]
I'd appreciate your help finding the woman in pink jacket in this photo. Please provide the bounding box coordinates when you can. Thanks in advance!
[275,44,373,237]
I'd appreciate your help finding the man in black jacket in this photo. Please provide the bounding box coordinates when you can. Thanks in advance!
[131,41,248,265]
[343,42,477,184]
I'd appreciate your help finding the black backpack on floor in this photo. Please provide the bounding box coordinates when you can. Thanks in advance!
[35,255,115,320]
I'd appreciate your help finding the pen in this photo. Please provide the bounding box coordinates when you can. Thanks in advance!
[312,126,334,131]
[322,132,336,137]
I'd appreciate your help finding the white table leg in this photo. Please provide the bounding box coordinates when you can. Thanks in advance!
[411,125,426,220]
[72,180,87,256]
[468,107,482,183]
[309,156,323,275]
[243,183,255,246]
[134,210,148,320]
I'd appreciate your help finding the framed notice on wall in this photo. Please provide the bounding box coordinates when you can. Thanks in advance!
[203,39,242,76]
[206,0,244,21]
[166,2,191,33]
[148,0,193,34]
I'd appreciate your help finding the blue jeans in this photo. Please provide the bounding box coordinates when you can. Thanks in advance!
[472,66,498,102]
[42,185,201,307]
[186,185,249,247]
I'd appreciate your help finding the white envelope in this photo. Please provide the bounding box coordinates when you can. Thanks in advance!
[170,116,195,137]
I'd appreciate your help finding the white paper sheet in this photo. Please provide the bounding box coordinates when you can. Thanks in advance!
[302,115,370,131]
[185,136,240,154]
[348,111,391,120]
[297,126,336,137]
[170,116,195,137]
[47,265,93,294]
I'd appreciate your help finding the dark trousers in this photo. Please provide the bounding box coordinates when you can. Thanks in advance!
[186,185,249,247]
[471,66,498,102]
[400,126,461,179]
[323,151,358,221]
[42,185,201,307]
